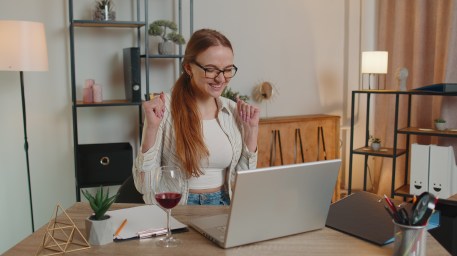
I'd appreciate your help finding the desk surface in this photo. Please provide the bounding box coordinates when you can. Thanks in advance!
[4,203,450,256]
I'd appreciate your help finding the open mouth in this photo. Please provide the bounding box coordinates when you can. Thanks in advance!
[209,83,224,89]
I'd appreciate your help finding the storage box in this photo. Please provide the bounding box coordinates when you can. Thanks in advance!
[429,145,454,198]
[77,143,133,187]
[410,144,430,196]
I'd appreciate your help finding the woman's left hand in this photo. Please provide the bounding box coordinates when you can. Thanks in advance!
[236,97,260,129]
[236,97,260,152]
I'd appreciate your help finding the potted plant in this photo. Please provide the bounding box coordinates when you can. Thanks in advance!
[369,135,381,151]
[222,87,249,102]
[93,0,116,21]
[434,118,446,131]
[82,186,118,245]
[148,20,185,55]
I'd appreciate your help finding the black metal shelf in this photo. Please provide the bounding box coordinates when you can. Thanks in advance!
[69,0,194,201]
[72,20,145,28]
[348,89,457,198]
[398,127,457,137]
[352,147,407,157]
[75,100,142,107]
[141,54,184,59]
[68,0,149,201]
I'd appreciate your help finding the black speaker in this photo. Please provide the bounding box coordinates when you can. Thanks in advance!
[123,47,141,102]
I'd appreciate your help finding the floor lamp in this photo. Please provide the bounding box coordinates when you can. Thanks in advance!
[361,51,388,90]
[0,20,49,232]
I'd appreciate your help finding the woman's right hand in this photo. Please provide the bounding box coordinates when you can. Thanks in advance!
[143,92,165,129]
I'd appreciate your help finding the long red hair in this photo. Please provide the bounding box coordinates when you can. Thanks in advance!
[171,29,233,177]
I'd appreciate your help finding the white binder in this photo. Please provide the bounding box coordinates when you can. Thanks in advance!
[429,145,455,198]
[410,144,430,195]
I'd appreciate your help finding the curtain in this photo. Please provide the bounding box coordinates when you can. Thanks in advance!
[374,0,457,196]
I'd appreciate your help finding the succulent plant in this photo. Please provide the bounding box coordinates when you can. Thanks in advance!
[434,118,446,123]
[369,135,381,144]
[82,186,118,220]
[148,20,185,44]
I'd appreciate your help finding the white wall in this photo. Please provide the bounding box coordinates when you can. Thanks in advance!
[0,0,370,253]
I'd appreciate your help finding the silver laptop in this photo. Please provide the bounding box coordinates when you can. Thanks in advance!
[189,159,341,248]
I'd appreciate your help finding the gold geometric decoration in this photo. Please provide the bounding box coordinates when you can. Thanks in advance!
[36,204,90,256]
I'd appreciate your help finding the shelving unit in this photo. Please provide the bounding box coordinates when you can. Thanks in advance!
[142,0,193,89]
[348,89,457,198]
[69,0,148,201]
[68,0,193,201]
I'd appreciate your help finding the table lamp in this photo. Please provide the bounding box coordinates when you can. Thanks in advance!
[361,51,388,90]
[0,20,49,232]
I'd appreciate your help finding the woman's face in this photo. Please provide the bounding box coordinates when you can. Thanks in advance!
[186,45,235,99]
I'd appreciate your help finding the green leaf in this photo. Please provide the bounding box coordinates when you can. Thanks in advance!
[82,186,119,220]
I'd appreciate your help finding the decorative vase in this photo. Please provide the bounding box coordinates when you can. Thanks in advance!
[85,216,113,245]
[371,142,381,151]
[93,7,116,21]
[434,122,446,131]
[158,41,174,55]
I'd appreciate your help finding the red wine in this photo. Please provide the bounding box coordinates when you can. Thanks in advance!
[155,192,182,209]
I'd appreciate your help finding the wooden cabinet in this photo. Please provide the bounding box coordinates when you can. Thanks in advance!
[258,115,340,167]
[257,115,341,200]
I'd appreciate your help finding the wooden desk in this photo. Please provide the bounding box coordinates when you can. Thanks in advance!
[4,203,450,256]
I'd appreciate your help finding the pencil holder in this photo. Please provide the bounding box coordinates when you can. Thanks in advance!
[393,221,427,256]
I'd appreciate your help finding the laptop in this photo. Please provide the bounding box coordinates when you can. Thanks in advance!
[189,159,341,248]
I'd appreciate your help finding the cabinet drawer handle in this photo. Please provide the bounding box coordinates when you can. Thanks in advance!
[100,156,110,166]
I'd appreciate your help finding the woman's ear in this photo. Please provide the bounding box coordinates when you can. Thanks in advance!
[183,63,193,77]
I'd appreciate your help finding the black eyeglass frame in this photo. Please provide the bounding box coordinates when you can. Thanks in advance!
[193,61,238,79]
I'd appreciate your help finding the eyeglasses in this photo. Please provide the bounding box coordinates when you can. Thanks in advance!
[193,62,238,79]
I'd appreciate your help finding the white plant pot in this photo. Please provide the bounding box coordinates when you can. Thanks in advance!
[85,216,113,246]
[434,122,446,131]
[371,142,381,151]
[158,41,174,55]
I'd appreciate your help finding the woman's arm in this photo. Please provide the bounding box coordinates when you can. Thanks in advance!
[141,93,166,153]
[236,97,260,152]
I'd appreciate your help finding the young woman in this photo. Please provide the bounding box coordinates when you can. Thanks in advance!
[133,29,260,205]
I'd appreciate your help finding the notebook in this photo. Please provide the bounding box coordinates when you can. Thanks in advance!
[325,191,396,245]
[107,205,188,240]
[189,159,341,248]
[325,191,440,245]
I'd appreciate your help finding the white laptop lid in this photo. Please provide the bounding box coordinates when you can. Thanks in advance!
[191,159,341,248]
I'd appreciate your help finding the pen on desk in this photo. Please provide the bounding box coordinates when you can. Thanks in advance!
[114,219,128,237]
[137,228,167,239]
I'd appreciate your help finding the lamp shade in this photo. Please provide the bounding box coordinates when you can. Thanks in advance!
[0,20,48,72]
[361,51,388,74]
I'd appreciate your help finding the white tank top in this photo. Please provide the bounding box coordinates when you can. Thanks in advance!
[188,119,233,189]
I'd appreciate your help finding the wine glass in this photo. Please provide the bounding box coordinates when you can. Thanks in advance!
[152,166,185,247]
